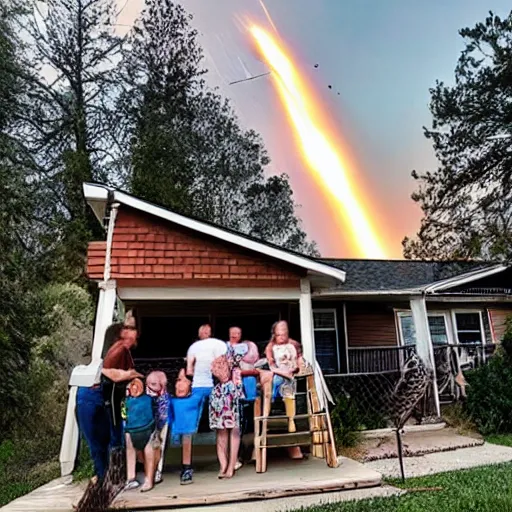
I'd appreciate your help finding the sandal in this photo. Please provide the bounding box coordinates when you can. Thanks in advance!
[125,479,140,491]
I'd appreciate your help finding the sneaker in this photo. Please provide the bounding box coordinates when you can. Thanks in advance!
[235,461,242,471]
[180,468,193,485]
[155,470,163,484]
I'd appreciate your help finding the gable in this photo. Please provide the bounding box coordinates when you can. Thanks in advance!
[87,206,305,287]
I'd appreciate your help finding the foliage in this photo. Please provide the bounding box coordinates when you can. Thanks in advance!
[0,438,60,507]
[486,433,512,448]
[0,0,48,439]
[441,403,476,436]
[463,353,512,435]
[294,463,512,511]
[330,394,387,449]
[24,0,122,279]
[119,0,318,255]
[500,316,512,359]
[403,11,512,261]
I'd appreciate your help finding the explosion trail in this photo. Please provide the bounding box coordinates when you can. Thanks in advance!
[249,24,386,259]
[258,0,278,33]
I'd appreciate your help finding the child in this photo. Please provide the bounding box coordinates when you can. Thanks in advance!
[145,371,170,485]
[123,378,157,492]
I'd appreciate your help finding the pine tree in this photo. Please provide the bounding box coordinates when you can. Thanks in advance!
[404,11,512,262]
[120,0,317,255]
[25,0,122,278]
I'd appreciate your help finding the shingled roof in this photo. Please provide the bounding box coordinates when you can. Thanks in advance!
[318,259,493,292]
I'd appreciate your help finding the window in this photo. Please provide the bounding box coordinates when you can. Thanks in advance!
[397,312,450,346]
[313,310,339,374]
[454,312,483,345]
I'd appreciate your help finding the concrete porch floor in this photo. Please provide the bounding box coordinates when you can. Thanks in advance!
[111,456,382,510]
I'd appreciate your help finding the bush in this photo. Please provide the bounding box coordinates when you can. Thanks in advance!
[330,394,387,448]
[464,353,512,435]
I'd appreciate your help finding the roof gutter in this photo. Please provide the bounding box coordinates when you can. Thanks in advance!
[423,264,507,294]
[83,182,346,285]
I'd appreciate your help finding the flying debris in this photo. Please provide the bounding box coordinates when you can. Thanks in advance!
[328,85,332,89]
[314,63,319,68]
[229,71,271,86]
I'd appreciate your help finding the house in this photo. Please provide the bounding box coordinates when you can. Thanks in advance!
[59,182,512,476]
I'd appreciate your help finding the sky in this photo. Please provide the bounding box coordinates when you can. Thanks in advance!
[119,0,511,259]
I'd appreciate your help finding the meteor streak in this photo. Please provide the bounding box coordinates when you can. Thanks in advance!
[249,24,386,259]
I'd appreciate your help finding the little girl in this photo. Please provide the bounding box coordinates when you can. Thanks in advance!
[145,371,170,485]
[123,378,157,492]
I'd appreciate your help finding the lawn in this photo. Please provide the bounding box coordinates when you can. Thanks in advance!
[0,438,92,508]
[299,434,512,512]
[299,462,512,512]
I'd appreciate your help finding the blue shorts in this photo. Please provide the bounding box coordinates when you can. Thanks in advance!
[169,387,212,441]
[272,375,286,400]
[242,376,258,402]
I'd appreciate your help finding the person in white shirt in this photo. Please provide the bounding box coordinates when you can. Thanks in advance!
[170,324,227,485]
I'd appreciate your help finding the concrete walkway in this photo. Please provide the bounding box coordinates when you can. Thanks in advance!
[366,442,512,479]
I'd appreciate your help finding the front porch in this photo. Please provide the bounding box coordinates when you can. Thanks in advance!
[111,455,381,510]
[0,456,381,512]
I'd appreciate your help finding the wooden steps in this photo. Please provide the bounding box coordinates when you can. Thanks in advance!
[253,368,338,473]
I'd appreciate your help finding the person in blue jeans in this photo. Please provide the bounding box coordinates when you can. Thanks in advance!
[75,324,141,482]
[76,385,111,481]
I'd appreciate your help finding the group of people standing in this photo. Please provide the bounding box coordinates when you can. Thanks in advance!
[75,318,305,493]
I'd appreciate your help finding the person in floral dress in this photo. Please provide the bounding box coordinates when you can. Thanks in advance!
[209,327,246,479]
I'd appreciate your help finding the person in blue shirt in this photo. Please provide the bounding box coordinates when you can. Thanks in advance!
[123,378,157,492]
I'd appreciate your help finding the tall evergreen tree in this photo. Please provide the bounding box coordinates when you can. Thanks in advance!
[121,0,317,255]
[0,0,45,436]
[25,0,122,278]
[404,11,512,262]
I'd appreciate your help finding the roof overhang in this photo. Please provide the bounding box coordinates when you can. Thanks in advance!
[83,183,346,286]
[424,264,507,293]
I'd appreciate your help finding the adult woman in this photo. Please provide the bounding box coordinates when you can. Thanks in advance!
[102,325,141,448]
[170,324,227,485]
[75,324,141,483]
[209,326,257,479]
[260,320,304,459]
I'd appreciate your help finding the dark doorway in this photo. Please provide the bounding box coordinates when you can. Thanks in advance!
[214,313,280,347]
[135,315,209,358]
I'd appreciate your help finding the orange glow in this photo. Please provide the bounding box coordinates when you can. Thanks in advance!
[248,24,387,259]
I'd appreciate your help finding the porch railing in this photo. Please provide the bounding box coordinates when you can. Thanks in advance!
[347,345,417,375]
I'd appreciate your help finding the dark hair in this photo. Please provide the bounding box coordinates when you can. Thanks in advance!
[101,322,124,359]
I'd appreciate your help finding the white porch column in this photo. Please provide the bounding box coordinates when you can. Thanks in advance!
[60,203,120,476]
[299,278,315,364]
[91,280,118,361]
[299,278,334,408]
[409,295,441,417]
[59,281,118,476]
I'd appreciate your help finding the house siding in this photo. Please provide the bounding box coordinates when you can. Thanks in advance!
[86,206,304,287]
[345,303,398,347]
[489,308,512,343]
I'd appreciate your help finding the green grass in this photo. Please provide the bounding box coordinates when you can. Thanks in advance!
[485,434,512,448]
[0,439,60,507]
[296,463,512,512]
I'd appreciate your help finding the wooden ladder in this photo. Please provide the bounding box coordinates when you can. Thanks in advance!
[253,367,338,473]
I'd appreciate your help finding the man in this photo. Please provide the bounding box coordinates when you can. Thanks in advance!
[170,324,226,485]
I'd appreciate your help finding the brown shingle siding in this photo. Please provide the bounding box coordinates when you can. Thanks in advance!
[85,206,302,287]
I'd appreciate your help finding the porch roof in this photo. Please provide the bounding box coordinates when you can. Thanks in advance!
[83,183,346,286]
